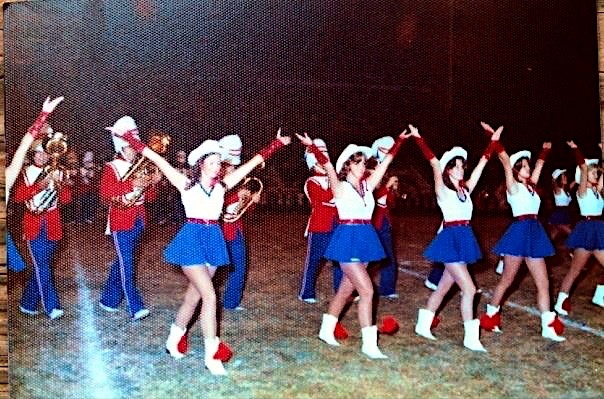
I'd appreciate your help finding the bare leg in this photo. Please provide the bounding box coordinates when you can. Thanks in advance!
[174,282,202,328]
[426,267,455,313]
[559,249,592,293]
[491,255,523,306]
[443,263,477,321]
[525,258,550,313]
[182,266,218,338]
[328,262,374,327]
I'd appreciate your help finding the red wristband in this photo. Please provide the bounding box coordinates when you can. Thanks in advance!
[308,144,329,165]
[573,147,585,166]
[537,147,550,162]
[387,136,406,158]
[258,139,285,161]
[414,136,436,161]
[28,111,50,139]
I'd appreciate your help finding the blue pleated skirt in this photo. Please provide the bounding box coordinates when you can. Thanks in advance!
[548,206,571,225]
[7,231,26,272]
[566,219,604,251]
[423,225,482,264]
[492,219,555,258]
[324,224,386,263]
[164,222,230,267]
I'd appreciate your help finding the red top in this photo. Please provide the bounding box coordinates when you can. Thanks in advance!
[372,185,396,230]
[304,174,338,234]
[222,190,244,241]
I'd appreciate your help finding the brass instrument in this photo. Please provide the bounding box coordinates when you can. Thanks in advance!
[222,177,263,223]
[28,131,68,214]
[115,133,171,208]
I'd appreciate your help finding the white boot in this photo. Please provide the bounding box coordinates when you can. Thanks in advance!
[592,285,604,307]
[541,311,566,342]
[495,258,504,275]
[165,323,186,359]
[463,319,487,352]
[318,313,340,346]
[361,325,388,359]
[554,292,570,316]
[415,309,437,340]
[204,337,227,375]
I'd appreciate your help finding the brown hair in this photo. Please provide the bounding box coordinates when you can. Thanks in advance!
[337,152,366,181]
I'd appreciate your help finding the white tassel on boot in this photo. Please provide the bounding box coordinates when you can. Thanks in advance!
[554,292,569,316]
[463,319,487,352]
[415,309,437,340]
[165,323,186,359]
[361,325,388,359]
[592,285,604,307]
[204,337,227,375]
[318,313,340,346]
[541,311,566,342]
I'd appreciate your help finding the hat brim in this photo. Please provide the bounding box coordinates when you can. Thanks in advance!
[575,159,599,183]
[335,145,373,173]
[439,147,467,173]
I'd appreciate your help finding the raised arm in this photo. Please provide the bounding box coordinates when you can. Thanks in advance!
[366,130,408,190]
[296,132,341,197]
[6,96,64,192]
[493,141,518,195]
[530,142,551,184]
[407,125,444,197]
[223,128,291,189]
[465,122,504,193]
[567,140,588,197]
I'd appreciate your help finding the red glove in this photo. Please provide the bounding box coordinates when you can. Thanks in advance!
[537,147,551,162]
[482,140,505,160]
[413,136,436,161]
[28,111,50,139]
[308,144,329,165]
[573,147,585,166]
[121,130,146,153]
[387,135,407,158]
[258,138,285,161]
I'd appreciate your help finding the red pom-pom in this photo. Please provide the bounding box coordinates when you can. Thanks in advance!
[379,315,400,335]
[549,316,565,336]
[213,341,233,362]
[430,315,440,329]
[479,313,501,332]
[177,333,188,354]
[334,321,349,340]
[561,298,572,313]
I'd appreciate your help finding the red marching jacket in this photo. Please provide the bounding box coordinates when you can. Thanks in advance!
[372,185,396,230]
[13,166,72,241]
[222,190,244,241]
[99,159,156,232]
[304,174,338,236]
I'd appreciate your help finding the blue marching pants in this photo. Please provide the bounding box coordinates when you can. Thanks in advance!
[300,231,341,299]
[100,217,146,316]
[223,230,248,309]
[20,222,61,315]
[376,220,397,296]
[7,231,26,272]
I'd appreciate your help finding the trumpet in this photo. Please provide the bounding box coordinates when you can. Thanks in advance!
[114,132,171,208]
[27,131,68,214]
[222,177,263,223]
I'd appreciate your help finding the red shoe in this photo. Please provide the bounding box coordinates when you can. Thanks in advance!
[561,298,571,313]
[479,312,502,332]
[549,315,565,336]
[431,315,440,329]
[177,333,188,354]
[378,315,399,335]
[334,321,349,340]
[214,341,233,362]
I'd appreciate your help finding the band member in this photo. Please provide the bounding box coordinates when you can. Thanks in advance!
[98,116,159,320]
[548,168,575,257]
[219,134,258,311]
[297,130,406,359]
[78,150,101,224]
[6,96,64,274]
[410,123,501,352]
[370,136,399,299]
[480,138,565,342]
[554,142,604,315]
[117,128,290,375]
[298,138,342,304]
[13,98,71,319]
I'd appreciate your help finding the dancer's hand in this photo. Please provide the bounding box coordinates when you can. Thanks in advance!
[296,132,313,146]
[275,128,291,146]
[41,96,64,113]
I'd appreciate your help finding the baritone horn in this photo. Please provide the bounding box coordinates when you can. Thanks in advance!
[222,177,263,223]
[116,132,171,208]
[28,131,68,213]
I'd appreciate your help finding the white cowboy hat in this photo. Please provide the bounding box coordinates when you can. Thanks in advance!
[509,150,531,168]
[335,144,373,173]
[551,168,566,180]
[439,146,467,173]
[218,134,243,165]
[105,116,139,153]
[304,138,329,169]
[575,159,599,183]
[188,139,227,166]
[371,136,395,163]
